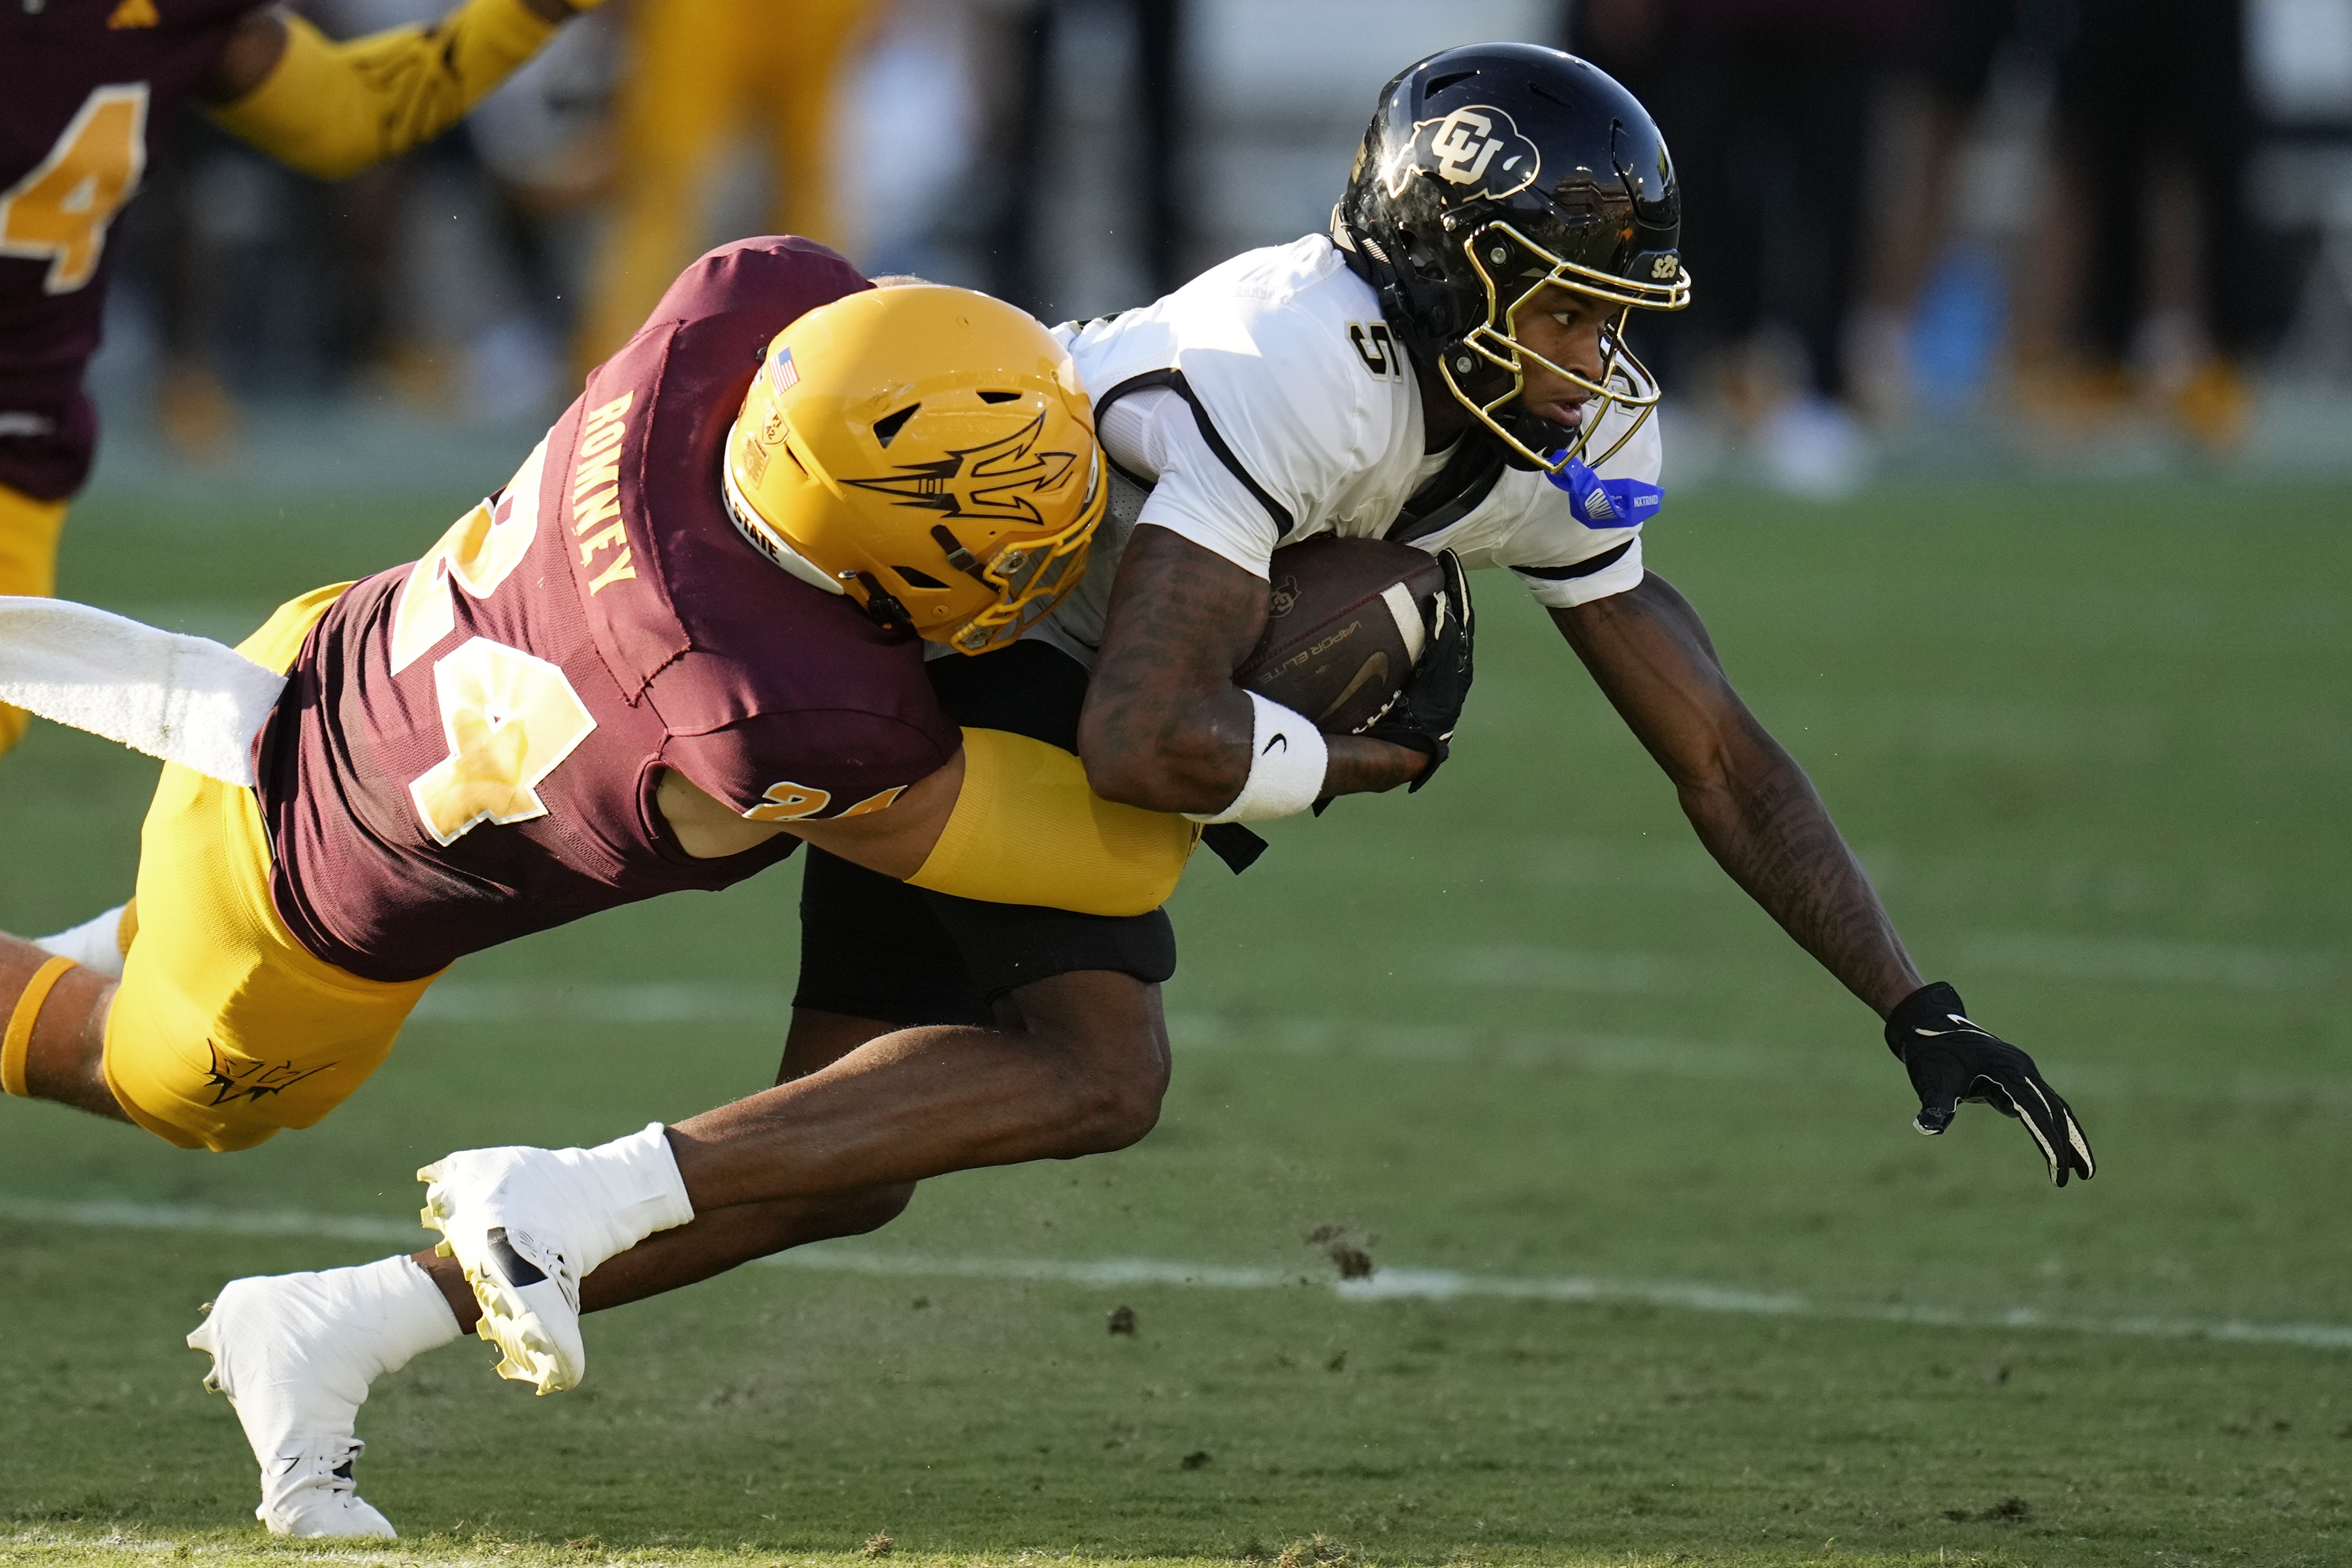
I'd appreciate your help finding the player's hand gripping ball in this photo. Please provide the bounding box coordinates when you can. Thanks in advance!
[1364,549,1473,789]
[1886,981,2097,1186]
[1235,537,1445,730]
[1232,538,1473,787]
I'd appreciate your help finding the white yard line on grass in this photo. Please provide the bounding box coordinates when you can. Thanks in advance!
[7,1195,2349,1352]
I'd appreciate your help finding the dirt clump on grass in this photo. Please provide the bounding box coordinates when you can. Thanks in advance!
[1942,1495,2033,1523]
[1305,1224,1375,1280]
[1273,1535,1353,1568]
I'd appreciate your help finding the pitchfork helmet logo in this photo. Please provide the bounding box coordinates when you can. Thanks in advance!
[842,410,1078,527]
[1385,104,1541,203]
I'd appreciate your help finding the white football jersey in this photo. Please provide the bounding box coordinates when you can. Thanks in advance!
[1036,234,1661,660]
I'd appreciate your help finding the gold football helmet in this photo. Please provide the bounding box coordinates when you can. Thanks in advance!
[722,285,1105,654]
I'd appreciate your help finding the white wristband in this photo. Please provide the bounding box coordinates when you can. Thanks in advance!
[1184,691,1328,825]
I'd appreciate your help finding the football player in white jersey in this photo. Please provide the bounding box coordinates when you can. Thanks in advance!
[171,44,2091,1536]
[1062,43,2093,1189]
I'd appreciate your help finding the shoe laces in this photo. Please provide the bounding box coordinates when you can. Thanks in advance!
[325,1437,365,1497]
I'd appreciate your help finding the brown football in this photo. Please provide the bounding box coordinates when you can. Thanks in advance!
[1233,535,1445,734]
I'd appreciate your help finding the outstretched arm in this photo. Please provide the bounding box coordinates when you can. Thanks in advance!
[1079,523,1428,814]
[1554,572,2093,1184]
[199,0,589,180]
[655,728,1197,919]
[1552,570,1920,1014]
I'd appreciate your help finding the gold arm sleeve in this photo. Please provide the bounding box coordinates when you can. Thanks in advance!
[206,0,566,182]
[909,728,1200,919]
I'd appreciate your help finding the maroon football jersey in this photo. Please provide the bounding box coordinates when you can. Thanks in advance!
[0,0,260,500]
[259,238,960,982]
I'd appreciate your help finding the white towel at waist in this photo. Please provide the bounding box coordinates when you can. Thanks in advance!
[0,596,287,787]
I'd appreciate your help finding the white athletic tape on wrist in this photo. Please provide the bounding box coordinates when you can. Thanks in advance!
[1184,691,1328,825]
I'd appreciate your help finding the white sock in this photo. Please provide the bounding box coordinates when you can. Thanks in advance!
[34,904,127,979]
[195,1256,459,1432]
[340,1256,464,1375]
[549,1122,695,1274]
[193,1255,458,1539]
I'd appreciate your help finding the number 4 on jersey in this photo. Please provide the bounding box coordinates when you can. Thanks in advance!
[410,637,597,847]
[0,85,148,295]
[396,441,600,845]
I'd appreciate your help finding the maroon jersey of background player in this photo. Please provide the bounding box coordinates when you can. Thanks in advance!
[0,0,261,501]
[259,238,962,982]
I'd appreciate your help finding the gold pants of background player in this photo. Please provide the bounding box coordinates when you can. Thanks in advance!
[0,482,71,758]
[577,0,873,367]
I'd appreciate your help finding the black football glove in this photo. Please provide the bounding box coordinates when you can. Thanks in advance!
[1885,981,2096,1187]
[1362,549,1473,792]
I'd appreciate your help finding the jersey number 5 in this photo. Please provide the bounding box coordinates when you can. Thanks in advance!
[0,85,148,295]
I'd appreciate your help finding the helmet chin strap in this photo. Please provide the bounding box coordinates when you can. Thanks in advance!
[1494,403,1578,465]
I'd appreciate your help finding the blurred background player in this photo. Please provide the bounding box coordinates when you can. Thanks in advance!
[572,0,873,367]
[0,0,611,760]
[1565,0,1923,495]
[2029,0,2262,449]
[1565,0,2320,483]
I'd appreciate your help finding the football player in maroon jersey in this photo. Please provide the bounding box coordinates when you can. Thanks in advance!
[1,0,612,759]
[1,240,1249,1535]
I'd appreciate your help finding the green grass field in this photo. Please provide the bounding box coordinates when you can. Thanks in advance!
[3,480,2347,1567]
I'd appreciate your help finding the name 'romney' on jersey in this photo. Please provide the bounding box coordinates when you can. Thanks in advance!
[1044,233,1660,653]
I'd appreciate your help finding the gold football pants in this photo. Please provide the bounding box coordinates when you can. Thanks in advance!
[578,0,872,366]
[103,584,443,1152]
[0,481,71,759]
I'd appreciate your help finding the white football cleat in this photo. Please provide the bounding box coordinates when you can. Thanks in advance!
[416,1124,693,1396]
[418,1147,589,1394]
[186,1260,457,1538]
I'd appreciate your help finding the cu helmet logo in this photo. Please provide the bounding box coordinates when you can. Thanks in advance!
[1386,105,1541,201]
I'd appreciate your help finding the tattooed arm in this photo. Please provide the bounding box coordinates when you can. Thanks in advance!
[1078,525,1428,815]
[1553,572,1923,1016]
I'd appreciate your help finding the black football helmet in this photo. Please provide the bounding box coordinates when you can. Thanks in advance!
[1335,42,1690,472]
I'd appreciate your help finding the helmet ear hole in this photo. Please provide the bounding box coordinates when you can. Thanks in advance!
[872,404,921,448]
[892,565,950,591]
